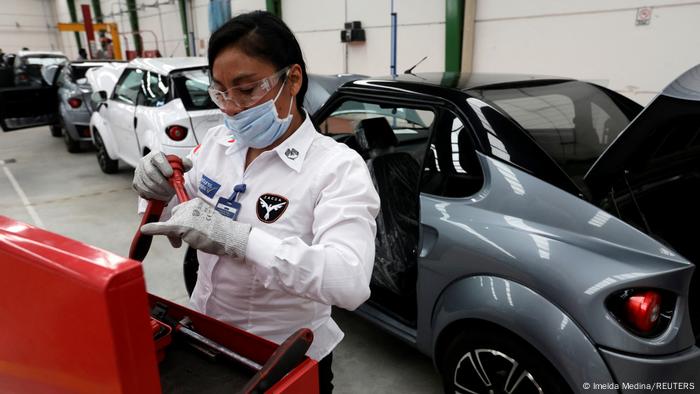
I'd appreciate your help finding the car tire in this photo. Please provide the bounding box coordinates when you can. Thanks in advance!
[93,130,119,174]
[440,329,571,394]
[64,129,81,153]
[183,246,199,297]
[50,124,62,137]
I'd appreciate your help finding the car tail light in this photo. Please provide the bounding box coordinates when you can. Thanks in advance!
[166,125,188,141]
[626,290,662,332]
[607,288,675,337]
[68,98,82,108]
[18,73,28,81]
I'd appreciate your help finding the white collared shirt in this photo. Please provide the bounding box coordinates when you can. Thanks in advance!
[179,114,380,360]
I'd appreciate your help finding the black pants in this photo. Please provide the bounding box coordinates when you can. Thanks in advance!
[318,352,334,394]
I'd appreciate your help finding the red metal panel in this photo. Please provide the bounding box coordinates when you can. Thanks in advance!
[0,216,318,393]
[81,5,97,59]
[0,216,160,393]
[268,359,319,394]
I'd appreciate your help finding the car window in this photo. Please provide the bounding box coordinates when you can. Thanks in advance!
[138,70,169,107]
[318,97,435,163]
[319,99,434,140]
[469,81,632,179]
[421,110,484,197]
[463,96,582,196]
[171,69,217,110]
[112,68,144,104]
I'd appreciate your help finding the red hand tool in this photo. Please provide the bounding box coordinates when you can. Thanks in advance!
[129,155,189,262]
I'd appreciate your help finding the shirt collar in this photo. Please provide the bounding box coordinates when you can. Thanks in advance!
[219,111,316,173]
[271,112,315,173]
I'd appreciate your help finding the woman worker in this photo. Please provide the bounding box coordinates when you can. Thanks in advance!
[132,10,380,393]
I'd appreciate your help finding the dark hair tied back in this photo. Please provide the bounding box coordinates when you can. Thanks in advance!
[208,11,308,112]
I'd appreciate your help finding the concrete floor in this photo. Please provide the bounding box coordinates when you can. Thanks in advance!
[0,126,443,393]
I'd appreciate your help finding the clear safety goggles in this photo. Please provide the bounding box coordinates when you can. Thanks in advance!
[208,66,290,110]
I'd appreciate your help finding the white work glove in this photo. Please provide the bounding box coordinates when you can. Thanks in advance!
[133,151,192,201]
[140,197,252,257]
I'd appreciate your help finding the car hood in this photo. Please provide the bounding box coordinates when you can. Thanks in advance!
[585,63,700,200]
[85,62,128,96]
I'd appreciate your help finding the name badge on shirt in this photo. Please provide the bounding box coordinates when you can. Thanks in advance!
[215,197,241,220]
[214,183,246,221]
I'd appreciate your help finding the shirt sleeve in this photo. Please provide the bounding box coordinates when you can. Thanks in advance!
[245,151,380,311]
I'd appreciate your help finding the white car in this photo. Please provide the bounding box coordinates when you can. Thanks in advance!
[88,57,221,173]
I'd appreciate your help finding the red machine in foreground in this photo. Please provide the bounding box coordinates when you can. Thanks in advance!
[0,216,318,393]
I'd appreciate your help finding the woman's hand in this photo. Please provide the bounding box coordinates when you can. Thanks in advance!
[133,151,192,201]
[140,197,251,257]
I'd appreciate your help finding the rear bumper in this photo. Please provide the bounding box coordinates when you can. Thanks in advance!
[63,111,92,141]
[64,121,92,141]
[599,346,700,393]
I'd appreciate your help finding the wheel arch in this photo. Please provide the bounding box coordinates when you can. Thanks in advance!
[90,113,118,160]
[431,275,616,389]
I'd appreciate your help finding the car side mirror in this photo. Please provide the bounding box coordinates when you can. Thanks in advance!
[91,90,108,110]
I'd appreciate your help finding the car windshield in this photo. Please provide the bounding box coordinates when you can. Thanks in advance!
[469,81,634,178]
[172,69,217,110]
[24,56,67,66]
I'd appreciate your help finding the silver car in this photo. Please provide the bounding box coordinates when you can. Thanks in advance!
[177,67,699,391]
[312,68,698,392]
[42,61,121,152]
[317,68,700,392]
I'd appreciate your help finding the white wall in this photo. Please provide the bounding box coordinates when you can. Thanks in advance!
[17,1,699,105]
[286,0,445,76]
[473,0,700,104]
[34,0,445,76]
[0,0,62,54]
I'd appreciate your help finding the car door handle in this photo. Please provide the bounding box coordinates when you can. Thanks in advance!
[419,224,438,258]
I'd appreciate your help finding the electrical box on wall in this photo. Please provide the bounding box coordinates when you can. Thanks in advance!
[341,21,365,43]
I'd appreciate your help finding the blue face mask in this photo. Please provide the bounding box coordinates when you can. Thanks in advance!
[223,78,294,149]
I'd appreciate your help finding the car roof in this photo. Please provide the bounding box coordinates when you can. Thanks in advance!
[348,72,573,92]
[69,61,118,68]
[127,57,208,75]
[71,59,125,65]
[17,50,67,58]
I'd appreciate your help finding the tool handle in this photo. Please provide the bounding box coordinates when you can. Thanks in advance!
[128,199,165,261]
[128,155,190,261]
[165,154,190,203]
[241,328,314,394]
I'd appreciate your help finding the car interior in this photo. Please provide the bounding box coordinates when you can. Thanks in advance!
[317,100,488,324]
[317,100,436,323]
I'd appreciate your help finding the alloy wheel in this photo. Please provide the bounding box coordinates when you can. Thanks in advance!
[453,348,543,394]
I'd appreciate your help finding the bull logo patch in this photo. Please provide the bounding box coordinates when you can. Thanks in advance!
[257,194,289,223]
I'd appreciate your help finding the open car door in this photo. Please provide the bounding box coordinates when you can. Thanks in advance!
[0,85,58,132]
